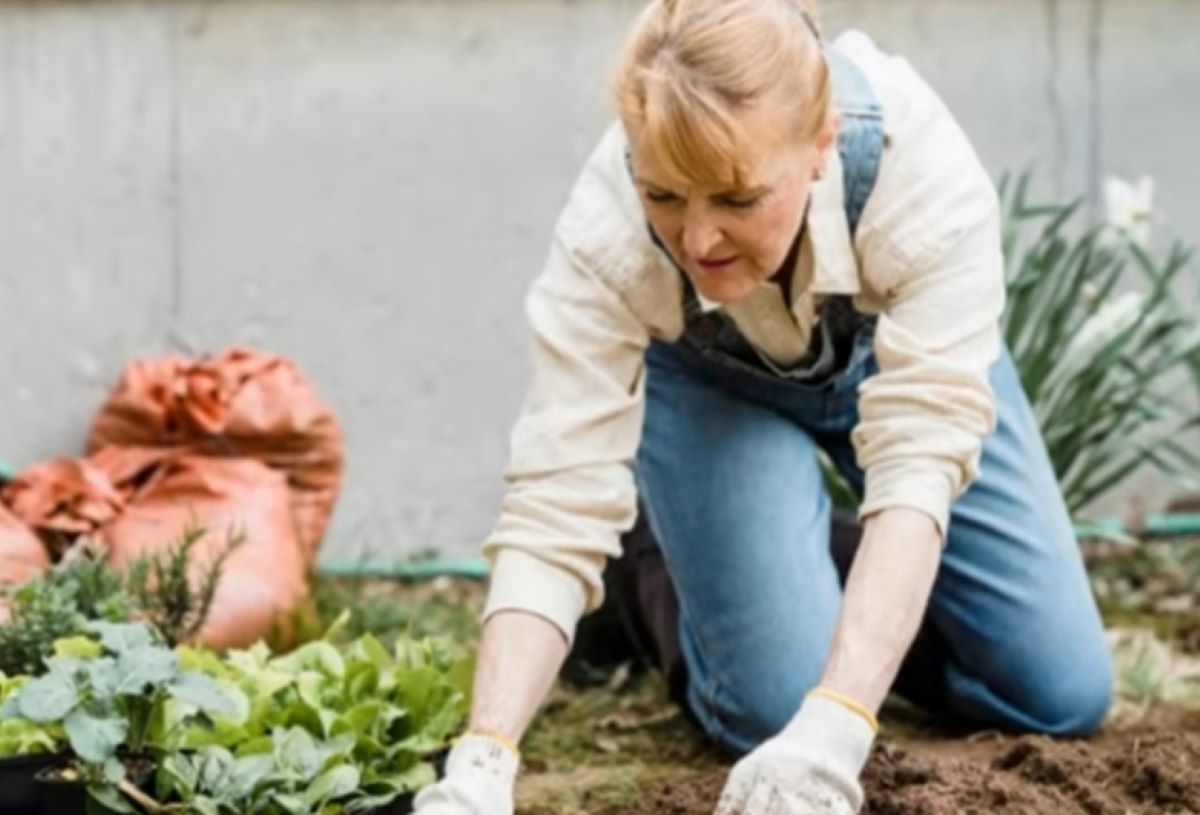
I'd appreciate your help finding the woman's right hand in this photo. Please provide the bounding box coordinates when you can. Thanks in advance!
[411,733,520,815]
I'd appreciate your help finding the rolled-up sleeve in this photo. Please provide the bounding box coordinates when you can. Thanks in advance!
[482,235,649,642]
[854,209,1005,537]
[851,46,1007,538]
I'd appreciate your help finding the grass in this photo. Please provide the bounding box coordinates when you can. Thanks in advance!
[519,670,721,812]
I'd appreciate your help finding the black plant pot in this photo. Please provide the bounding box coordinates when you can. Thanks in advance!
[34,761,154,815]
[0,753,63,815]
[34,769,100,815]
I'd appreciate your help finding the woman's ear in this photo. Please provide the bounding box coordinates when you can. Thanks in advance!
[816,110,841,167]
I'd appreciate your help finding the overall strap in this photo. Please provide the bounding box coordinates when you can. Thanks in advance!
[825,47,884,239]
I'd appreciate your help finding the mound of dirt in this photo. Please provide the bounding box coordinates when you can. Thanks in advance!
[599,773,727,815]
[575,726,1200,815]
[863,730,1200,815]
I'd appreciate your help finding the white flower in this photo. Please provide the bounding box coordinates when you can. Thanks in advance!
[1103,175,1155,248]
[1063,290,1144,363]
[1041,291,1146,408]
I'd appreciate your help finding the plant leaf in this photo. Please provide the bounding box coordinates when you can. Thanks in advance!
[345,792,402,813]
[113,647,178,696]
[346,634,392,672]
[86,622,155,655]
[86,659,121,700]
[159,752,201,800]
[339,701,384,738]
[304,765,361,808]
[369,760,437,795]
[54,637,104,661]
[170,672,248,721]
[196,745,236,794]
[226,753,275,801]
[271,642,345,680]
[16,671,79,723]
[64,708,127,763]
[275,726,321,779]
[0,716,60,756]
[87,784,136,815]
[322,609,353,643]
[270,793,309,815]
[103,757,126,783]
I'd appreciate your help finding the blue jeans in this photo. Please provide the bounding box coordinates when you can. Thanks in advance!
[633,335,1113,755]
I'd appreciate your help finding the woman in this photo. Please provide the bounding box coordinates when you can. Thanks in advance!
[415,1,1113,813]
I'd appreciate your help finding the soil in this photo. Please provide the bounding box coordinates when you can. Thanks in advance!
[859,729,1200,815]
[544,715,1200,815]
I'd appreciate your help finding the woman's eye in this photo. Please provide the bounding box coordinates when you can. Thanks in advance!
[720,195,762,210]
[645,190,681,204]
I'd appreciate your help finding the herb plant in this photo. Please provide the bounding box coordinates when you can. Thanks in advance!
[125,525,245,648]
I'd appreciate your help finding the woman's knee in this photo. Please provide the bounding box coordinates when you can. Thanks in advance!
[685,633,827,754]
[972,631,1115,737]
[1020,653,1114,736]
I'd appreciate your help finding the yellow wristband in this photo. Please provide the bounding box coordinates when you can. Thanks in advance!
[456,727,521,758]
[807,687,880,734]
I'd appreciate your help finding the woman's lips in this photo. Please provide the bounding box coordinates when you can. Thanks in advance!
[697,255,739,272]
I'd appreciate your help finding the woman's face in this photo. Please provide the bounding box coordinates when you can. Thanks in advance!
[628,105,837,305]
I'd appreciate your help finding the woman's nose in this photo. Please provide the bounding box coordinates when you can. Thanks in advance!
[681,217,724,260]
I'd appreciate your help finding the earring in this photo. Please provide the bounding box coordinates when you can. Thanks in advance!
[813,166,826,181]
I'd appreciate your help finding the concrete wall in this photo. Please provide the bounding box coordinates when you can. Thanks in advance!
[1,0,1197,563]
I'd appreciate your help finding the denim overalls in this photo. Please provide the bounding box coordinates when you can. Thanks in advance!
[629,47,1113,754]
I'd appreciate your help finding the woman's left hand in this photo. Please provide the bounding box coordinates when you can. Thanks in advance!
[714,692,876,815]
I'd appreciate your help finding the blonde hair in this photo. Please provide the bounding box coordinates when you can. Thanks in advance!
[614,0,831,190]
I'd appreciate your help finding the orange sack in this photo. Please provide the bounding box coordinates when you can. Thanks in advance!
[100,451,307,650]
[3,456,129,545]
[0,502,48,588]
[86,346,344,563]
[2,447,307,649]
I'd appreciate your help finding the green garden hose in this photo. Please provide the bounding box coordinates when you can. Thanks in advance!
[317,557,491,581]
[316,513,1200,583]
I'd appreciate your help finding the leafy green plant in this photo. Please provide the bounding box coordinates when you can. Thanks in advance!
[1000,174,1200,515]
[156,729,365,815]
[823,175,1200,517]
[0,579,90,678]
[125,524,245,647]
[0,542,140,678]
[0,601,469,813]
[2,621,244,809]
[0,526,239,677]
[60,546,140,624]
[158,618,469,813]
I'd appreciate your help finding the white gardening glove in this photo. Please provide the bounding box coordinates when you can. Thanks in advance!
[714,690,878,815]
[412,732,520,815]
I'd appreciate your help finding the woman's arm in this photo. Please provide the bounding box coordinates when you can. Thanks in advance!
[819,507,942,712]
[410,611,567,815]
[468,610,570,743]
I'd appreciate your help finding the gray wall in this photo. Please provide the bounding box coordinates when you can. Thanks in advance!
[1,0,1197,563]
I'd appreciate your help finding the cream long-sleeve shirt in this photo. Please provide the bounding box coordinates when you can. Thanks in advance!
[482,31,1006,642]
